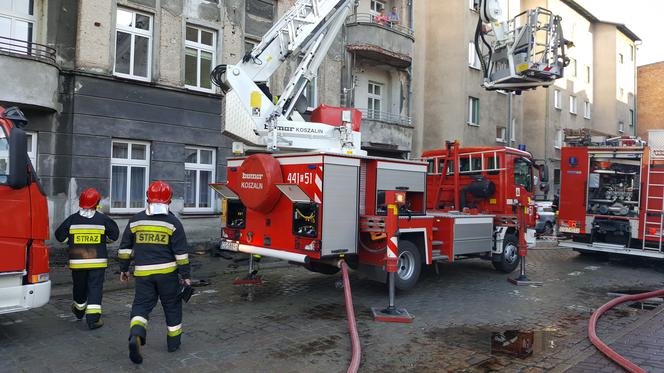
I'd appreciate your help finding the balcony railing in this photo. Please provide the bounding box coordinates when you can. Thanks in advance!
[346,13,413,37]
[360,109,412,127]
[0,36,56,65]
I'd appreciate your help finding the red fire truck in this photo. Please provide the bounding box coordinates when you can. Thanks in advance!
[0,106,51,314]
[214,137,542,290]
[558,131,664,257]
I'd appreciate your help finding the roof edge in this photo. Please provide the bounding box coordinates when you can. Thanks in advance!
[559,0,641,42]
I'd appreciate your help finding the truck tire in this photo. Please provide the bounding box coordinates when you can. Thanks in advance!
[543,222,554,236]
[304,261,340,275]
[493,234,520,273]
[394,240,422,291]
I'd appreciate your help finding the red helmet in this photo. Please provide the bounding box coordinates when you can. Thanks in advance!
[79,188,101,209]
[147,181,172,204]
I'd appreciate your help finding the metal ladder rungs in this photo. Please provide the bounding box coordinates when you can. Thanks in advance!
[432,240,444,246]
[431,255,449,261]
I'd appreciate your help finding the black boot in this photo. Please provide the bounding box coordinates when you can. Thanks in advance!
[88,317,104,330]
[129,335,143,364]
[167,334,181,352]
[71,304,85,320]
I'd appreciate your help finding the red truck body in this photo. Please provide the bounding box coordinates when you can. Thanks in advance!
[558,131,664,257]
[0,106,51,314]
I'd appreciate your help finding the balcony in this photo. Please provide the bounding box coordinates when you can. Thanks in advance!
[359,109,413,152]
[345,13,414,68]
[0,36,59,111]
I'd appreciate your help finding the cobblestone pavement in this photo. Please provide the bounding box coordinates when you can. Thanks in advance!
[1,247,664,373]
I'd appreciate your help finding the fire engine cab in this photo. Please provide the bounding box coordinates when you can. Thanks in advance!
[0,106,50,314]
[559,130,664,258]
[210,0,565,290]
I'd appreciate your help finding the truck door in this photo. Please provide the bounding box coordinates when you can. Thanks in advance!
[0,126,30,273]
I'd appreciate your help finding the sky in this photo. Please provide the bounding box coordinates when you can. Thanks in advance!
[575,0,664,66]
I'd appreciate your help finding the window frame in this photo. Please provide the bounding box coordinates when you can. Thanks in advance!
[25,130,36,170]
[110,139,151,213]
[367,80,384,119]
[468,96,480,126]
[369,0,386,15]
[0,0,36,43]
[184,24,217,93]
[496,126,506,143]
[619,53,624,64]
[183,146,217,213]
[629,109,635,127]
[514,157,533,193]
[618,121,625,133]
[554,129,563,149]
[583,100,591,119]
[568,58,577,78]
[569,95,577,115]
[468,41,480,70]
[553,89,561,110]
[0,125,9,184]
[113,8,153,82]
[585,65,591,83]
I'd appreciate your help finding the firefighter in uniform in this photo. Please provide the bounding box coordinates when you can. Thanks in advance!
[118,181,191,364]
[55,188,119,329]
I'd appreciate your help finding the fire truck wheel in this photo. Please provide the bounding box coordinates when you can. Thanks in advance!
[395,240,421,291]
[304,261,341,275]
[493,234,520,273]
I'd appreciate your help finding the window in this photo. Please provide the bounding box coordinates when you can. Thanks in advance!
[367,81,383,119]
[619,53,624,64]
[0,0,35,45]
[114,8,152,81]
[618,122,625,133]
[630,45,635,61]
[184,147,216,211]
[629,109,635,127]
[554,169,561,185]
[554,129,563,149]
[469,0,477,10]
[244,39,256,54]
[569,96,577,115]
[468,96,479,126]
[585,65,591,83]
[185,25,216,92]
[554,89,561,110]
[370,0,386,14]
[568,58,577,77]
[468,42,480,69]
[26,131,36,170]
[514,158,533,192]
[496,126,506,143]
[0,127,8,183]
[111,140,150,212]
[619,87,624,98]
[510,118,516,142]
[584,101,591,119]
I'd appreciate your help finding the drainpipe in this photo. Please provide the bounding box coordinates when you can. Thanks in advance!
[407,0,414,157]
[507,92,513,147]
[543,87,551,200]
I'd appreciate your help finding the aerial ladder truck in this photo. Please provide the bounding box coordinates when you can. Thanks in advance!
[211,0,568,302]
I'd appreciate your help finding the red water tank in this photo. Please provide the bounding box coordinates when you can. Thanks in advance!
[235,154,283,213]
[310,105,362,132]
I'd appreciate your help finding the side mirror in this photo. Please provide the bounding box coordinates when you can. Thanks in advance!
[8,127,29,189]
[538,163,549,183]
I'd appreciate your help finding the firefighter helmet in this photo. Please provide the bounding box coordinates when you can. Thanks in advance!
[79,188,101,209]
[147,181,172,204]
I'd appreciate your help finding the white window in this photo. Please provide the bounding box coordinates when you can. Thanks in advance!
[619,121,625,133]
[468,42,480,69]
[585,65,591,83]
[619,53,624,64]
[26,131,36,170]
[630,45,635,61]
[0,126,8,183]
[554,89,561,110]
[469,0,477,10]
[619,87,624,99]
[629,109,635,127]
[554,129,563,149]
[510,118,516,142]
[569,96,577,115]
[0,0,35,45]
[568,58,577,78]
[184,147,216,212]
[496,126,506,143]
[185,25,216,92]
[468,97,480,126]
[584,101,591,119]
[367,81,383,119]
[114,8,152,81]
[370,0,386,15]
[111,140,150,212]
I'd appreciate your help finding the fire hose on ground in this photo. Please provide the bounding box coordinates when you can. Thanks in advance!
[340,261,361,373]
[588,289,664,373]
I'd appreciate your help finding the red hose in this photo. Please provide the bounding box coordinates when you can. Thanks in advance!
[341,261,361,373]
[588,289,664,373]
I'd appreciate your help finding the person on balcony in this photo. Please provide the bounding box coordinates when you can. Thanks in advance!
[387,6,400,27]
[374,7,388,26]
